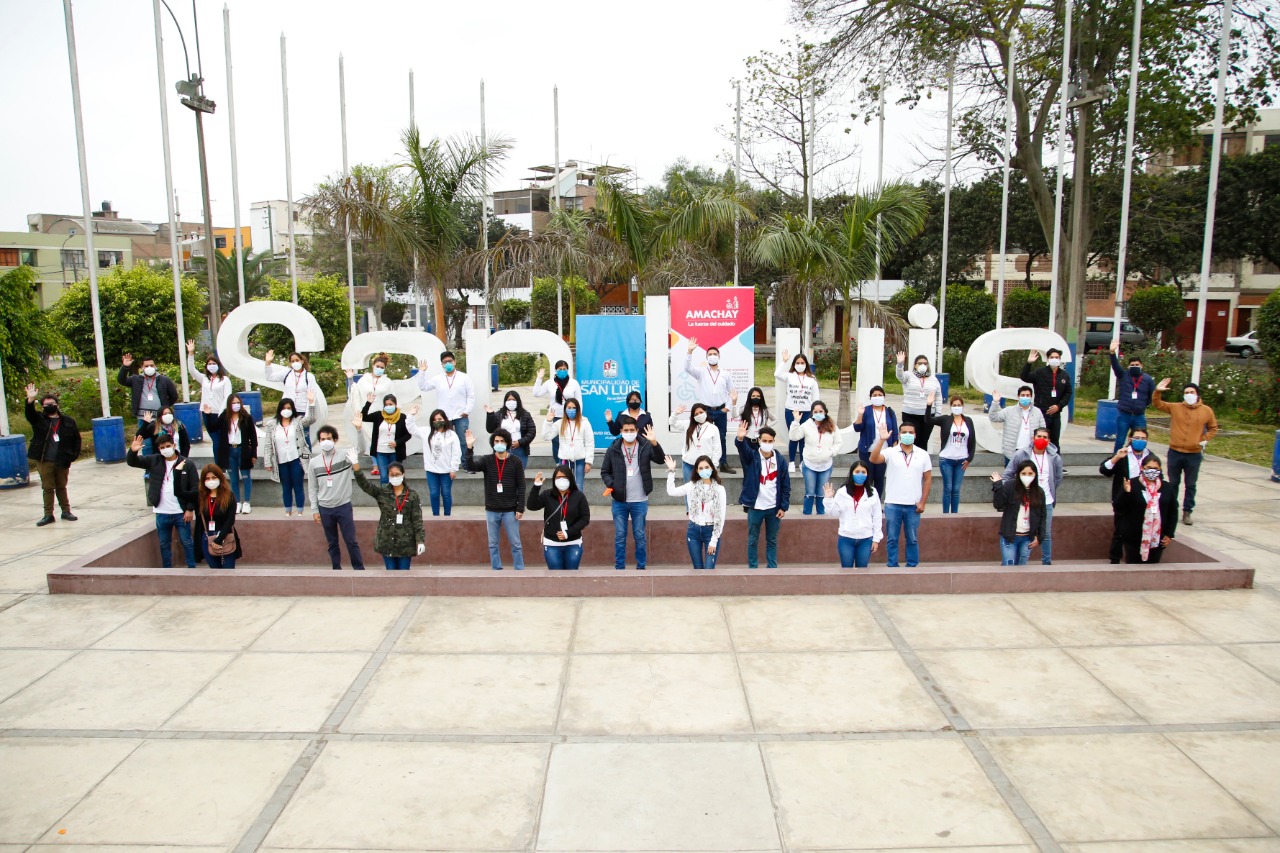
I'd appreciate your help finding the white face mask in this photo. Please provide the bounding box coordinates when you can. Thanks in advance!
[388,475,404,487]
[505,400,518,411]
[143,366,157,376]
[694,412,707,424]
[795,363,807,372]
[231,403,242,412]
[207,364,218,374]
[204,479,220,489]
[280,409,293,419]
[621,432,638,443]
[707,356,720,366]
[870,395,884,406]
[1183,393,1198,405]
[319,439,335,453]
[915,364,928,376]
[951,406,964,416]
[554,477,571,491]
[291,361,303,372]
[1019,473,1036,486]
[159,446,176,458]
[161,413,174,425]
[1047,358,1061,368]
[759,442,774,454]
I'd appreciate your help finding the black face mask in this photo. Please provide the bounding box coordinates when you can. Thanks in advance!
[627,399,641,409]
[750,397,763,406]
[1128,366,1143,377]
[43,404,58,416]
[433,421,447,430]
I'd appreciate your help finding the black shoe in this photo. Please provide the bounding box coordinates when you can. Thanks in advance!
[36,515,55,527]
[354,566,365,571]
[332,566,342,571]
[637,566,646,571]
[720,464,736,474]
[61,511,78,521]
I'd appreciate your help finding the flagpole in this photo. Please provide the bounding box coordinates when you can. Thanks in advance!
[733,82,741,288]
[937,59,954,372]
[338,55,356,339]
[62,0,110,418]
[995,30,1017,329]
[410,69,421,332]
[1048,0,1074,334]
[1108,0,1143,400]
[223,4,249,389]
[152,0,190,402]
[1191,0,1233,385]
[803,77,816,357]
[481,79,490,319]
[281,33,298,303]
[554,84,563,338]
[874,67,885,310]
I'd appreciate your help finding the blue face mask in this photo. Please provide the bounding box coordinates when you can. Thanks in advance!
[565,408,578,418]
[492,443,507,453]
[811,412,826,422]
[900,434,915,446]
[555,369,569,380]
[1130,438,1148,452]
[383,405,397,415]
[1018,397,1033,408]
[698,468,713,479]
[852,472,868,485]
[372,366,385,377]
[443,362,455,373]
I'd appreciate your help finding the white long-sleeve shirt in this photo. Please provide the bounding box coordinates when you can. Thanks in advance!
[667,473,727,547]
[830,487,884,543]
[788,418,839,471]
[352,373,395,454]
[413,424,462,474]
[774,367,819,411]
[671,417,722,465]
[188,356,233,413]
[542,416,595,461]
[264,362,323,417]
[417,370,475,420]
[532,376,582,418]
[684,354,734,408]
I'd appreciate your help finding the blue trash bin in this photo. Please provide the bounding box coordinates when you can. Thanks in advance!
[174,401,204,442]
[983,393,994,414]
[936,373,950,402]
[1095,399,1119,442]
[1272,430,1280,483]
[238,391,263,424]
[0,434,29,489]
[93,416,127,463]
[490,363,500,392]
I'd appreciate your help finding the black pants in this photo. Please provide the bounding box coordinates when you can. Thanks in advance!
[1109,520,1124,564]
[901,413,934,453]
[1044,410,1063,449]
[708,407,729,466]
[320,503,365,570]
[1122,537,1165,564]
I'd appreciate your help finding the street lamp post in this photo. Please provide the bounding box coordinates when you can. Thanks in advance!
[176,75,220,337]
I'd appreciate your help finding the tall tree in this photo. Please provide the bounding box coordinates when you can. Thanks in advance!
[190,248,285,316]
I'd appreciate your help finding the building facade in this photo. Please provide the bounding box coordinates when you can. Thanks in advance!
[1,230,133,310]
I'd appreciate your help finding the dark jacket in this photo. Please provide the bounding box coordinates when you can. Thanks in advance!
[1110,354,1156,414]
[117,365,179,417]
[527,484,591,543]
[852,405,898,457]
[485,408,537,450]
[991,479,1047,542]
[25,401,81,467]
[1115,476,1179,542]
[930,413,977,463]
[607,410,654,436]
[464,448,526,512]
[197,494,242,559]
[599,436,667,502]
[354,471,426,557]
[204,410,259,471]
[1021,362,1073,412]
[1099,449,1156,506]
[127,449,199,511]
[137,418,191,458]
[736,438,791,511]
[362,402,415,462]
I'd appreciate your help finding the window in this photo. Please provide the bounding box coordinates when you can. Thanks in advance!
[19,249,37,267]
[1254,259,1280,275]
[215,235,227,249]
[1085,280,1111,300]
[1265,134,1280,150]
[97,250,123,269]
[0,248,18,266]
[61,248,85,269]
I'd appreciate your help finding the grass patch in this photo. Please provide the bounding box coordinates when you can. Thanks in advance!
[1071,395,1275,468]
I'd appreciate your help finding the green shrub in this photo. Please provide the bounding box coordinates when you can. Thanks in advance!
[1003,288,1050,328]
[1256,287,1280,371]
[496,352,536,385]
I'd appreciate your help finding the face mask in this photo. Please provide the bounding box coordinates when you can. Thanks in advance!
[207,364,218,374]
[290,362,303,372]
[231,403,242,412]
[43,404,58,415]
[707,356,720,366]
[1018,397,1033,408]
[750,396,763,406]
[759,442,774,453]
[433,420,446,430]
[554,477,571,491]
[628,399,640,410]
[159,446,176,458]
[565,408,578,418]
[161,413,174,425]
[388,475,404,487]
[1032,437,1050,451]
[900,434,915,446]
[1129,365,1143,377]
[383,405,397,415]
[555,369,569,380]
[621,432,638,443]
[1183,393,1198,405]
[492,443,507,454]
[1020,473,1036,486]
[319,439,335,453]
[1130,438,1148,452]
[870,396,884,406]
[852,472,868,485]
[1047,358,1061,368]
[811,412,826,422]
[915,364,928,376]
[372,366,385,377]
[1142,468,1161,481]
[950,405,964,416]
[796,363,807,372]
[143,366,157,376]
[698,468,713,479]
[505,400,518,411]
[443,362,455,373]
[280,409,293,419]
[205,479,220,489]
[694,412,707,424]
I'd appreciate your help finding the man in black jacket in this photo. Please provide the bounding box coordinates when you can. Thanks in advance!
[25,384,82,527]
[1099,427,1154,564]
[599,416,667,570]
[127,431,199,568]
[1021,348,1073,449]
[118,353,179,450]
[464,427,526,570]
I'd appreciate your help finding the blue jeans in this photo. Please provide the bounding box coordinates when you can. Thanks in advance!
[837,535,874,568]
[686,522,719,569]
[485,509,524,570]
[549,418,561,462]
[227,445,252,503]
[207,553,236,569]
[786,409,811,464]
[372,451,397,483]
[938,457,966,513]
[1113,410,1148,452]
[278,458,305,511]
[708,408,728,465]
[320,503,364,570]
[1001,534,1033,565]
[452,416,469,459]
[511,446,529,467]
[682,461,695,482]
[884,503,921,567]
[382,555,412,570]
[802,464,832,513]
[1041,503,1054,564]
[1167,448,1202,513]
[155,512,195,568]
[544,542,583,570]
[746,508,781,568]
[558,458,586,487]
[611,500,648,569]
[425,471,453,516]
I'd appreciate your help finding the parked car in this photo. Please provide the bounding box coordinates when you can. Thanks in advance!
[1085,317,1147,352]
[1224,330,1260,358]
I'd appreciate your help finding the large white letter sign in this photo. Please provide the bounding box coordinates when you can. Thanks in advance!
[965,327,1072,453]
[462,327,573,436]
[217,301,329,425]
[340,330,446,456]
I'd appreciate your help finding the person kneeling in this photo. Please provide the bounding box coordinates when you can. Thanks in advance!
[1116,456,1178,564]
[823,462,883,569]
[666,454,727,570]
[990,462,1046,566]
[127,432,198,569]
[527,465,591,570]
[352,453,425,570]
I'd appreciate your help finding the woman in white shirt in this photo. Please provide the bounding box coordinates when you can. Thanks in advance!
[533,360,582,461]
[261,392,317,516]
[670,403,722,482]
[823,462,884,568]
[186,339,233,420]
[788,400,839,515]
[929,393,977,513]
[665,454,727,570]
[346,354,395,457]
[485,390,538,466]
[264,350,323,447]
[409,408,462,516]
[542,396,594,486]
[776,350,819,471]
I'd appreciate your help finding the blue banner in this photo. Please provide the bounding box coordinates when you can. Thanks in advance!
[576,315,647,451]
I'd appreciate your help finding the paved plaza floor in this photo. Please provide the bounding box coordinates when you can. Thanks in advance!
[1,419,1279,852]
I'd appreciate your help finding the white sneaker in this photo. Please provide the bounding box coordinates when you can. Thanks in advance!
[242,501,251,515]
[235,502,243,514]
[285,510,292,517]
[788,462,796,473]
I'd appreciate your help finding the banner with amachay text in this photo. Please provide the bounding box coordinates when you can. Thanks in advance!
[669,287,755,423]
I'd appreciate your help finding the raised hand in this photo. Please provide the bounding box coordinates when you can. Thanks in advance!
[877,426,890,442]
[730,390,739,406]
[141,411,154,424]
[409,403,421,416]
[927,391,937,406]
[989,472,1001,482]
[25,383,37,402]
[675,404,687,415]
[307,390,316,405]
[122,352,134,367]
[687,336,698,354]
[665,457,678,472]
[1028,349,1040,363]
[484,403,492,413]
[464,429,475,448]
[263,350,274,364]
[201,402,213,414]
[346,448,359,465]
[737,421,748,440]
[642,425,657,443]
[367,393,376,404]
[991,391,1002,404]
[535,368,545,382]
[895,351,905,364]
[186,339,195,354]
[604,408,613,422]
[1156,377,1171,391]
[781,348,790,363]
[1109,340,1119,354]
[345,368,355,379]
[418,359,429,372]
[130,434,144,452]
[823,481,835,500]
[533,472,545,486]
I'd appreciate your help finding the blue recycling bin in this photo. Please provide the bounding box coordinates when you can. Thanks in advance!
[936,373,950,402]
[174,402,204,442]
[238,391,263,424]
[491,363,500,391]
[1272,430,1280,483]
[0,434,29,488]
[1095,399,1119,442]
[92,415,126,463]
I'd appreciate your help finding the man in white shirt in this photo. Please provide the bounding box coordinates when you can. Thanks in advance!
[417,351,476,453]
[870,422,932,568]
[684,337,736,473]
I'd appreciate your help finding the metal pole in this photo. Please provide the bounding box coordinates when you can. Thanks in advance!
[0,355,8,435]
[734,82,741,288]
[153,0,190,402]
[995,30,1017,328]
[340,55,356,340]
[1191,0,1233,385]
[937,60,955,372]
[223,4,248,388]
[803,77,815,356]
[481,79,490,318]
[62,0,110,418]
[281,33,298,303]
[410,69,420,332]
[874,67,885,309]
[1048,0,1074,333]
[554,84,563,337]
[195,111,220,338]
[1108,0,1143,400]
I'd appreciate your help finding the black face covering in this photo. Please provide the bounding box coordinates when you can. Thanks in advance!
[627,398,641,409]
[43,404,59,416]
[1129,366,1143,377]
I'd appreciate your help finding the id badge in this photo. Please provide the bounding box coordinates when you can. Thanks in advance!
[53,433,60,443]
[208,520,216,532]
[496,483,504,493]
[559,520,569,533]
[145,392,157,404]
[1132,392,1138,400]
[326,477,333,487]
[1051,388,1057,397]
[396,513,404,525]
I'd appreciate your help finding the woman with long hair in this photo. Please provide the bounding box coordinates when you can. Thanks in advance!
[606,391,653,436]
[788,400,839,515]
[347,352,395,459]
[533,359,582,460]
[670,402,722,482]
[990,460,1047,566]
[264,349,322,447]
[665,453,727,570]
[1116,455,1179,564]
[202,392,259,513]
[361,393,419,484]
[776,349,818,470]
[353,456,426,570]
[198,463,241,568]
[137,404,191,460]
[738,386,776,445]
[852,385,898,499]
[186,340,232,458]
[261,393,317,516]
[412,409,460,516]
[895,351,943,451]
[822,461,883,568]
[526,463,592,570]
[930,393,976,513]
[542,396,594,486]
[487,389,537,465]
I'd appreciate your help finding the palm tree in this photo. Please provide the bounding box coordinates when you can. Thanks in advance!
[190,248,285,315]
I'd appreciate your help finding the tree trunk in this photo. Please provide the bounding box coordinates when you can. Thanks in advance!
[1066,105,1095,354]
[433,275,446,341]
[370,252,384,331]
[836,293,854,425]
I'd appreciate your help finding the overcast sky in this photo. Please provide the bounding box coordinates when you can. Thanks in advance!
[1,0,933,232]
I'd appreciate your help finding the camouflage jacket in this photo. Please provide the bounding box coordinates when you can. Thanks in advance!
[354,470,425,557]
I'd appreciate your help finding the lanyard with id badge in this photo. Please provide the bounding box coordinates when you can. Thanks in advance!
[395,490,408,525]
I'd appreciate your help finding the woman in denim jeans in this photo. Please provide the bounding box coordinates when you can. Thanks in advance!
[787,400,839,515]
[665,454,726,570]
[990,461,1046,566]
[930,393,976,513]
[412,409,461,516]
[526,464,590,570]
